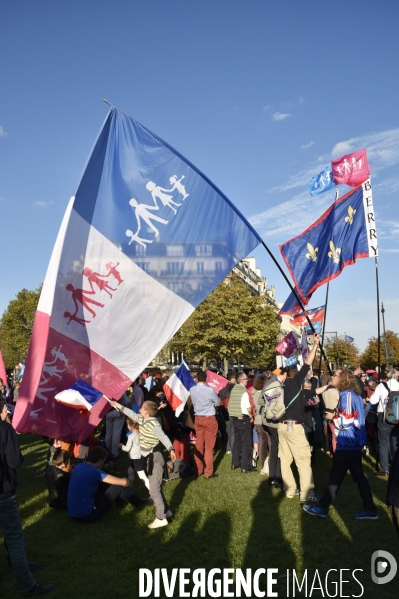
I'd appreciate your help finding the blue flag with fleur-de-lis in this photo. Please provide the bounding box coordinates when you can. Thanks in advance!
[280,180,378,304]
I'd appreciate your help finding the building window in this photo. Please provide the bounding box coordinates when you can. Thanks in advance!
[197,262,204,274]
[167,282,183,293]
[166,244,184,257]
[215,261,223,272]
[136,262,150,273]
[195,244,212,257]
[135,245,146,257]
[167,262,184,275]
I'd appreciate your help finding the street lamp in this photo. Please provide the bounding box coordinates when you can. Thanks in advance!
[381,302,389,368]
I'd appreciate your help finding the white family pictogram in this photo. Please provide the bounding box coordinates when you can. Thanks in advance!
[335,157,364,177]
[64,263,124,326]
[35,345,69,405]
[126,174,189,248]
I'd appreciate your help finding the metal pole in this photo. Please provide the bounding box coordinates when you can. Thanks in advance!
[381,302,389,368]
[261,240,332,374]
[375,257,381,383]
[318,282,329,374]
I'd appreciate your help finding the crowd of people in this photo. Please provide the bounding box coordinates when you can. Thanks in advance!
[1,344,399,595]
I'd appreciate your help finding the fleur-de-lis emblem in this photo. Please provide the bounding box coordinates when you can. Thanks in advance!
[344,205,356,225]
[305,243,318,262]
[328,240,341,264]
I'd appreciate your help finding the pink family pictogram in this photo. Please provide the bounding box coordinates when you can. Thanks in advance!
[64,262,124,326]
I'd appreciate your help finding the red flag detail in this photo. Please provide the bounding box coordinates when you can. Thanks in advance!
[331,149,370,187]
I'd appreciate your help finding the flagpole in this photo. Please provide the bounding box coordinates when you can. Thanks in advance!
[317,186,338,375]
[261,240,332,374]
[375,256,381,383]
[318,282,329,375]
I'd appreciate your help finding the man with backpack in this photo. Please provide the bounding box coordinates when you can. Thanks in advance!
[275,334,322,501]
[369,368,399,478]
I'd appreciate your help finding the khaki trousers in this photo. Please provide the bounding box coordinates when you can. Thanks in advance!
[278,422,314,500]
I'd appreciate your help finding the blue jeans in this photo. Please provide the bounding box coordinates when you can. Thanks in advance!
[0,495,36,593]
[378,414,399,472]
[105,408,125,458]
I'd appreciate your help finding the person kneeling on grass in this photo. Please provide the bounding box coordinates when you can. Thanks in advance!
[303,369,378,521]
[45,449,71,509]
[67,446,152,523]
[109,399,175,529]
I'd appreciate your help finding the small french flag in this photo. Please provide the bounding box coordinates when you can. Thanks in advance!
[55,380,104,413]
[163,363,196,416]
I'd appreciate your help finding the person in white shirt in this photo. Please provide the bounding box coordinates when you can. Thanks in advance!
[369,369,399,477]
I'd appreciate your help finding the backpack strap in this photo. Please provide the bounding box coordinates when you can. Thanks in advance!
[285,388,302,410]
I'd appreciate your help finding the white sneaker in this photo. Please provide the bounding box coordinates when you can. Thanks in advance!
[165,510,173,518]
[148,517,168,529]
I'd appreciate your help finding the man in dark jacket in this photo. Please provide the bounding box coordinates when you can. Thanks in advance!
[0,399,53,595]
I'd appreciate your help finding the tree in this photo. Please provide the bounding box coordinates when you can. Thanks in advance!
[323,334,359,368]
[359,330,399,370]
[0,285,42,369]
[166,276,280,370]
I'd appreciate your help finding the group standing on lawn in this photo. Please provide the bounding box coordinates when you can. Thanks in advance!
[1,340,399,596]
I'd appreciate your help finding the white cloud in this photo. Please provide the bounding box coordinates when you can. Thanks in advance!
[331,128,399,170]
[249,190,332,240]
[33,201,54,208]
[374,176,399,195]
[380,249,399,253]
[262,105,271,112]
[301,141,314,150]
[273,112,291,121]
[0,125,8,138]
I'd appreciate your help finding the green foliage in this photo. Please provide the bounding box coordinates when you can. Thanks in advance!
[360,330,399,370]
[0,285,42,368]
[323,334,359,368]
[166,276,280,369]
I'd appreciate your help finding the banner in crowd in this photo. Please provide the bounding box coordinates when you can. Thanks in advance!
[206,370,228,394]
[13,107,262,441]
[275,331,299,358]
[280,179,377,304]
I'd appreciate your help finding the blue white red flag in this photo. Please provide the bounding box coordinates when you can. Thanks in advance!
[291,305,325,327]
[345,335,355,343]
[13,107,261,441]
[55,380,103,413]
[280,180,377,304]
[332,150,370,187]
[309,166,335,196]
[163,363,196,416]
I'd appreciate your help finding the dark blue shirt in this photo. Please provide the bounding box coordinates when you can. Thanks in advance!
[67,462,108,517]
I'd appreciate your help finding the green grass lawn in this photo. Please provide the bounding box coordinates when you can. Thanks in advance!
[1,435,398,598]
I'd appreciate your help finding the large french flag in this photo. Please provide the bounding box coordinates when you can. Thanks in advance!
[13,107,261,441]
[163,363,196,417]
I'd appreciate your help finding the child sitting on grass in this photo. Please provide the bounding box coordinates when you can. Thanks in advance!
[118,418,150,490]
[110,399,176,529]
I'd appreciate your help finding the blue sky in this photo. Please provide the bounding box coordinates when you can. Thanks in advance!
[1,1,398,353]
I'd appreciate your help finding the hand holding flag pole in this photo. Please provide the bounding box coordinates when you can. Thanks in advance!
[260,239,332,374]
